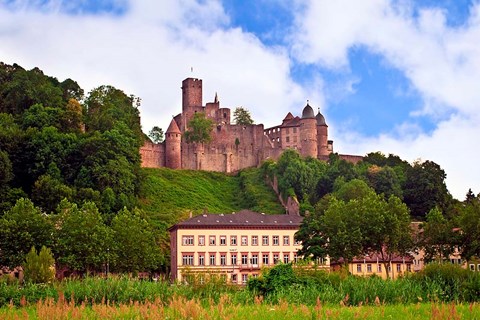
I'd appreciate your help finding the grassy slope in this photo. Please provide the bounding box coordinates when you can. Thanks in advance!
[139,167,284,228]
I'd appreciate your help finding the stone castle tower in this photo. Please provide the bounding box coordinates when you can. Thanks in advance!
[139,77,362,171]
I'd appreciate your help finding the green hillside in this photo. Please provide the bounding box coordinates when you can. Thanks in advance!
[139,167,284,228]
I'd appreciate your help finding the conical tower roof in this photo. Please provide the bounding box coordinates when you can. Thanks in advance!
[166,119,181,134]
[316,109,327,126]
[302,102,315,119]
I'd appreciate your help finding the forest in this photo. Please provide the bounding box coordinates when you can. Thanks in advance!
[0,62,479,276]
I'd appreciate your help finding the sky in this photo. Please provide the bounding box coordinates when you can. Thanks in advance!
[0,0,479,200]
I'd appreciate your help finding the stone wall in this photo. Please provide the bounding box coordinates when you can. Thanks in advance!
[140,141,165,168]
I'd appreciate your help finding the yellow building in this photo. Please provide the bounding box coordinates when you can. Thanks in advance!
[330,253,414,279]
[168,210,304,284]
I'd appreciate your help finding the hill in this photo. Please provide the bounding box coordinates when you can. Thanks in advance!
[138,167,285,228]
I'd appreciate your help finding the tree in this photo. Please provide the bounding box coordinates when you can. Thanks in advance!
[84,85,143,143]
[184,112,213,144]
[0,198,54,268]
[0,149,13,189]
[366,165,403,200]
[148,126,164,144]
[456,197,480,261]
[233,107,254,125]
[111,208,163,273]
[23,246,55,284]
[421,207,457,263]
[55,200,112,274]
[296,190,413,278]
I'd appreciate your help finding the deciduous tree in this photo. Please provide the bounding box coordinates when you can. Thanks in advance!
[184,112,213,144]
[233,107,254,125]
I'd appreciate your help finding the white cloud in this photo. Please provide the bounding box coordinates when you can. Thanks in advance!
[292,0,480,198]
[0,0,310,134]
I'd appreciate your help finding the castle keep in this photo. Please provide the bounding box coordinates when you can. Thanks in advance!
[140,78,362,171]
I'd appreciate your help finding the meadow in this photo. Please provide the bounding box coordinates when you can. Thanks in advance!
[1,263,480,319]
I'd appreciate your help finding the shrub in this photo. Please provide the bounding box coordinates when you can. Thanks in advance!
[23,246,55,284]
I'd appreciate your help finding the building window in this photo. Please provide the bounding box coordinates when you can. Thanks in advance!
[198,254,205,266]
[273,254,279,264]
[286,128,289,134]
[286,136,290,143]
[231,274,237,283]
[293,127,297,133]
[396,264,401,272]
[262,236,269,245]
[293,136,297,143]
[209,236,216,246]
[242,274,248,284]
[220,235,226,245]
[220,254,226,266]
[241,236,248,246]
[470,264,475,271]
[251,254,259,266]
[294,253,299,263]
[273,236,279,245]
[182,236,194,246]
[198,235,205,246]
[357,264,362,273]
[262,254,269,265]
[210,254,216,265]
[182,254,194,266]
[378,264,382,272]
[367,264,372,273]
[242,254,248,265]
[283,253,289,264]
[252,236,258,245]
[231,254,237,265]
[283,236,290,245]
[231,236,237,246]
[199,275,205,285]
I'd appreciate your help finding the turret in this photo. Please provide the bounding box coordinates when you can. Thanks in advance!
[299,102,317,158]
[181,78,203,131]
[165,119,182,169]
[316,109,330,157]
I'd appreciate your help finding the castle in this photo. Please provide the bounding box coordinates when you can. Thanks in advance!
[140,78,362,171]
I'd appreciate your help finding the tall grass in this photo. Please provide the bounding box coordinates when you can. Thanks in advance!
[1,264,479,308]
[1,296,479,320]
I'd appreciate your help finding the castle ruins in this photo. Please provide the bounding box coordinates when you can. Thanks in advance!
[140,78,362,171]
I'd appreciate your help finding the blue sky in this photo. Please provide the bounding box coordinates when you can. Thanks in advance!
[1,0,480,199]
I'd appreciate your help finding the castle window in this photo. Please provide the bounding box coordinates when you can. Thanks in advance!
[224,112,227,118]
[293,127,297,133]
[286,136,290,143]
